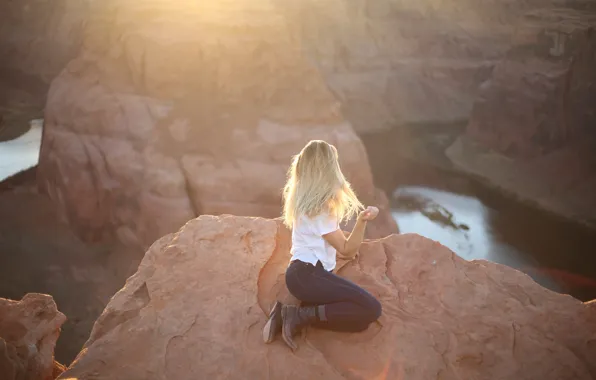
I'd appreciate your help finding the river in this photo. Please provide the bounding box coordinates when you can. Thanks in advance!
[0,120,42,181]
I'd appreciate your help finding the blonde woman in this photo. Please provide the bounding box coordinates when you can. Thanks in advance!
[263,140,382,350]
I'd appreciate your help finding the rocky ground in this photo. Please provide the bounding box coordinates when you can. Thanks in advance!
[59,215,596,380]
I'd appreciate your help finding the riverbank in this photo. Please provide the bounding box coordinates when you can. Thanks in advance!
[447,134,596,231]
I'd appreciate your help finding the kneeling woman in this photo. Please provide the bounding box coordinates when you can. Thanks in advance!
[263,140,382,350]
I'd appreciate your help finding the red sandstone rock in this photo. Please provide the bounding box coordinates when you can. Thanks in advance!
[60,215,596,380]
[0,294,66,380]
[38,1,397,250]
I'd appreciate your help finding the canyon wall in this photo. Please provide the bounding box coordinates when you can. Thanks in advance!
[37,1,397,250]
[0,0,91,82]
[447,3,596,227]
[467,5,596,157]
[275,0,541,133]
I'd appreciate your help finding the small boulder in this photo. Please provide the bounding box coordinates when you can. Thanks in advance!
[0,293,66,380]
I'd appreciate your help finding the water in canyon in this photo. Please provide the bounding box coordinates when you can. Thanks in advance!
[0,119,42,181]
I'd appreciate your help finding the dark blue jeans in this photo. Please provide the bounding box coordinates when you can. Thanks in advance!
[285,260,382,332]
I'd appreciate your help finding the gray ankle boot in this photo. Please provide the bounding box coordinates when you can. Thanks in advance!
[262,301,282,344]
[281,305,319,351]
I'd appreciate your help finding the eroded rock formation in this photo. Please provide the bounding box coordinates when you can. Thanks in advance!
[59,215,596,380]
[37,1,397,250]
[0,293,66,380]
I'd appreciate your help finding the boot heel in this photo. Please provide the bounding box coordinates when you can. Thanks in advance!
[262,301,282,344]
[281,305,298,351]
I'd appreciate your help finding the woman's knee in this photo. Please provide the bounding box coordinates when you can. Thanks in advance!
[362,295,382,323]
[352,298,381,331]
[349,292,382,323]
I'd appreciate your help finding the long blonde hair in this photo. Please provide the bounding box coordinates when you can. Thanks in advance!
[282,140,363,227]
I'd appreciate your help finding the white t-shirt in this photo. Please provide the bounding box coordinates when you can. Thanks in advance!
[290,212,339,271]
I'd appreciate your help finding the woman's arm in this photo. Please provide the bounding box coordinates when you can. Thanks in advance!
[323,206,379,258]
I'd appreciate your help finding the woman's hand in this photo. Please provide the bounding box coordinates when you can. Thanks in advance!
[325,207,378,258]
[358,206,379,221]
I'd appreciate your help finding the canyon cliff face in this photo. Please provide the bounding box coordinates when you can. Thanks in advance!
[0,294,66,380]
[275,0,537,133]
[37,1,397,250]
[467,6,596,157]
[59,215,596,380]
[0,0,90,82]
[447,4,596,227]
